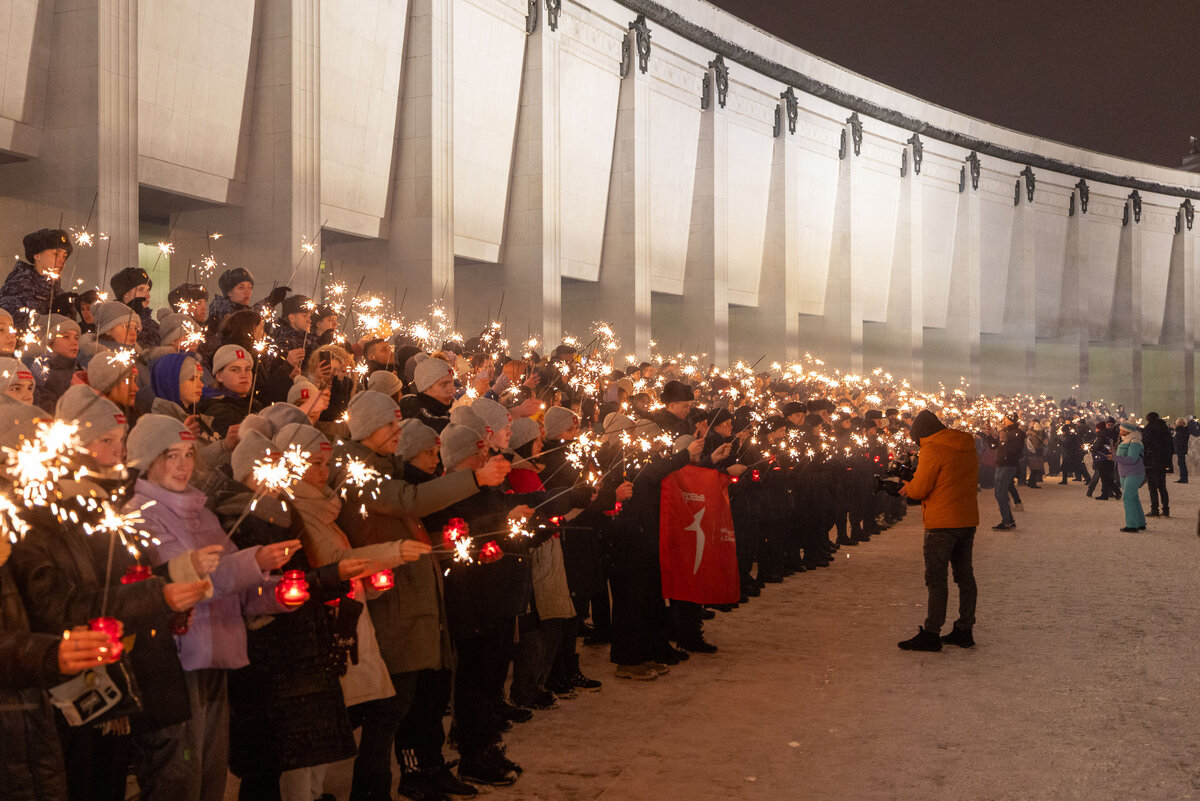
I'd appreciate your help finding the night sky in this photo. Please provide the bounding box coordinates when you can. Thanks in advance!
[705,0,1200,170]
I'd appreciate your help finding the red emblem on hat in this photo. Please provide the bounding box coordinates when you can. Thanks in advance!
[179,431,195,441]
[16,371,32,381]
[114,414,127,425]
[300,389,309,399]
[395,409,402,419]
[235,349,245,359]
[320,442,332,451]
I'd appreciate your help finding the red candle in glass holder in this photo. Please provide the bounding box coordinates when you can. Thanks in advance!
[120,565,152,584]
[442,517,467,548]
[275,570,310,607]
[170,610,192,635]
[369,569,394,591]
[480,541,503,564]
[89,617,123,659]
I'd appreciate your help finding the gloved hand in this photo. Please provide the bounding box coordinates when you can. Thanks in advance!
[265,286,291,307]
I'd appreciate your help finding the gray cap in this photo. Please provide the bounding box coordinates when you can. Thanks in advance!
[92,301,138,337]
[86,349,137,394]
[510,416,541,450]
[274,422,331,458]
[439,422,486,469]
[0,357,33,392]
[126,413,193,471]
[347,390,400,441]
[212,344,253,376]
[414,357,452,393]
[601,412,636,436]
[156,311,195,347]
[48,314,81,338]
[397,418,439,461]
[471,397,511,437]
[231,430,275,482]
[55,385,127,444]
[449,404,487,436]
[287,377,319,405]
[0,397,49,452]
[367,370,403,398]
[543,406,579,440]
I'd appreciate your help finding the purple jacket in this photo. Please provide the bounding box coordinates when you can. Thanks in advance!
[131,478,284,670]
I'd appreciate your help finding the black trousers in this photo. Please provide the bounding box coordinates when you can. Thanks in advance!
[452,620,515,757]
[1175,449,1190,482]
[1145,467,1169,512]
[393,668,451,769]
[347,671,418,799]
[608,546,662,665]
[1096,461,1120,499]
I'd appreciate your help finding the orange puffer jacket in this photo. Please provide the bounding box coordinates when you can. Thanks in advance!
[904,428,980,529]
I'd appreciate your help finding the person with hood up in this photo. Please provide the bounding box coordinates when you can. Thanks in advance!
[149,352,214,440]
[1113,422,1147,532]
[897,409,980,652]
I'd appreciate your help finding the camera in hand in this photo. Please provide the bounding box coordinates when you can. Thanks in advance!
[874,452,916,497]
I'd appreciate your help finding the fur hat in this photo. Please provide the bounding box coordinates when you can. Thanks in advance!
[168,282,208,311]
[543,406,579,440]
[347,390,401,441]
[439,423,486,469]
[92,301,138,337]
[55,385,126,443]
[280,294,312,318]
[212,344,253,376]
[126,414,193,471]
[414,357,453,393]
[218,267,255,295]
[23,229,72,263]
[660,381,695,404]
[397,418,440,461]
[109,267,151,301]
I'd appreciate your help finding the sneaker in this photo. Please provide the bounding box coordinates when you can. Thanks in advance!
[428,766,478,797]
[1120,526,1141,533]
[679,637,718,654]
[656,645,689,664]
[615,663,658,680]
[526,690,559,710]
[940,627,975,648]
[397,771,451,801]
[641,661,670,676]
[897,627,942,652]
[1147,510,1160,517]
[497,701,533,723]
[569,671,602,692]
[992,522,1016,530]
[485,745,522,775]
[699,607,716,620]
[545,678,577,699]
[458,754,517,787]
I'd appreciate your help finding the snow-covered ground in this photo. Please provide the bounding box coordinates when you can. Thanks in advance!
[229,478,1200,801]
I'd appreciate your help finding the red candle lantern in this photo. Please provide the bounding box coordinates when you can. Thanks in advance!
[751,469,761,482]
[170,610,192,636]
[89,617,123,659]
[369,569,394,591]
[275,570,310,607]
[120,565,152,584]
[442,517,467,548]
[480,541,503,564]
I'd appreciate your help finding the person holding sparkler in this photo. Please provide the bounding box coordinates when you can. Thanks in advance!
[0,229,70,333]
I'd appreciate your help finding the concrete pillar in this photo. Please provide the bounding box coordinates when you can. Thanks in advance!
[823,117,864,374]
[754,110,801,362]
[390,0,455,311]
[1109,194,1143,410]
[884,138,924,386]
[502,16,562,350]
[1063,185,1091,401]
[240,0,322,293]
[1006,190,1037,392]
[1161,205,1196,413]
[682,60,730,366]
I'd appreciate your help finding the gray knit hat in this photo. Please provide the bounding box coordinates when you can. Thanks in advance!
[601,412,636,436]
[367,370,403,398]
[0,397,49,452]
[449,404,486,436]
[397,418,440,461]
[156,311,195,347]
[261,403,310,435]
[55,385,127,443]
[0,357,33,392]
[471,397,511,436]
[543,406,579,440]
[231,430,275,482]
[48,314,80,338]
[414,357,452,393]
[439,423,486,469]
[287,377,319,405]
[87,349,137,394]
[274,422,331,457]
[126,414,193,471]
[92,301,138,337]
[510,417,541,450]
[347,390,401,441]
[212,344,253,376]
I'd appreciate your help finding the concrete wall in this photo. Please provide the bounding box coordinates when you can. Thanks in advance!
[1,0,1199,412]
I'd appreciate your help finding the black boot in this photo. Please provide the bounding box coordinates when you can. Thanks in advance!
[940,626,975,648]
[897,627,942,652]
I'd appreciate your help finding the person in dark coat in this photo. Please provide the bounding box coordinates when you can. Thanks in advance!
[985,414,1024,530]
[269,294,315,368]
[206,268,288,337]
[1140,411,1173,517]
[1058,423,1090,484]
[108,268,160,350]
[1172,417,1190,483]
[0,229,70,332]
[31,315,81,413]
[650,380,694,438]
[399,357,456,432]
[74,290,99,336]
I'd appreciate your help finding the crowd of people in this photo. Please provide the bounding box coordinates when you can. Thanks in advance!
[0,227,1186,801]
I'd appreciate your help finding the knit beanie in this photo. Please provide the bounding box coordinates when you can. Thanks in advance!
[231,430,275,483]
[212,344,253,376]
[287,377,319,405]
[0,308,13,330]
[273,422,331,457]
[126,414,193,471]
[601,412,635,436]
[55,385,126,444]
[909,409,947,442]
[367,370,403,398]
[0,398,49,452]
[0,357,33,392]
[510,417,541,450]
[87,349,137,394]
[109,267,151,301]
[471,397,511,436]
[48,314,80,338]
[155,311,194,347]
[440,423,486,469]
[347,390,401,441]
[1119,421,1138,433]
[673,434,695,454]
[543,406,579,440]
[218,267,255,295]
[260,403,310,435]
[92,301,137,337]
[449,404,487,436]
[23,229,72,264]
[397,418,440,461]
[414,357,452,393]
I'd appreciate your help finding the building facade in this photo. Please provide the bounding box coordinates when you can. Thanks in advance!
[1,0,1198,411]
